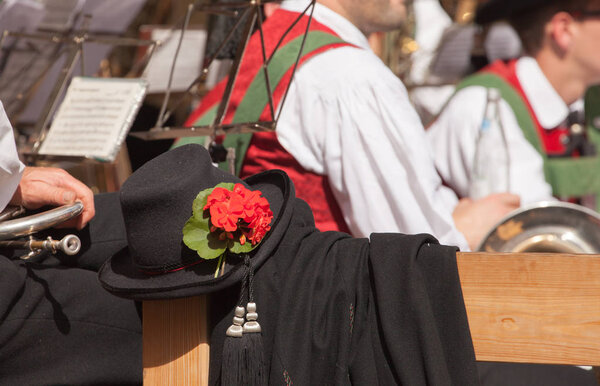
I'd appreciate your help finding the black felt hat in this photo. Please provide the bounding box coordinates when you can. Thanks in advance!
[475,0,548,25]
[98,144,293,300]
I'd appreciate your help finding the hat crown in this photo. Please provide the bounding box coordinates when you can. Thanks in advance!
[100,144,294,299]
[120,145,239,273]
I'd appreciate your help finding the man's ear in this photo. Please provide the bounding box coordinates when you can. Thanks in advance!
[547,11,576,52]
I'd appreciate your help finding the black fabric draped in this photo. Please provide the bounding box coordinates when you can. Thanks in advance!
[208,198,478,385]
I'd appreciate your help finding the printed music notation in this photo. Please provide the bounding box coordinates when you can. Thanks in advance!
[38,76,147,161]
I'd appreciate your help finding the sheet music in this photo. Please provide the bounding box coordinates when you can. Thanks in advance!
[14,0,146,124]
[429,24,476,81]
[37,0,84,32]
[485,22,522,62]
[78,0,146,34]
[0,0,48,116]
[38,77,147,161]
[0,42,56,117]
[142,27,207,93]
[0,0,45,33]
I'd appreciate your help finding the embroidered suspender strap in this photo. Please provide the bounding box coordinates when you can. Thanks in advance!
[232,31,345,123]
[222,30,347,175]
[178,9,349,175]
[186,31,346,126]
[456,73,600,210]
[455,73,544,153]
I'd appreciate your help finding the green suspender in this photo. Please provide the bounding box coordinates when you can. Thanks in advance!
[178,31,346,175]
[456,74,600,211]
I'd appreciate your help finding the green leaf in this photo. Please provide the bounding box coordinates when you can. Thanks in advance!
[182,216,226,259]
[192,182,236,220]
[229,237,259,254]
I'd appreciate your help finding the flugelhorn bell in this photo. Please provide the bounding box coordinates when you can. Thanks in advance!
[0,202,83,240]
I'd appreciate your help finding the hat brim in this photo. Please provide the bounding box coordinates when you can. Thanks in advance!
[98,170,293,300]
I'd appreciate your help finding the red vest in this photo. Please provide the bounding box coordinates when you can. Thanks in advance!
[482,59,570,156]
[184,9,352,233]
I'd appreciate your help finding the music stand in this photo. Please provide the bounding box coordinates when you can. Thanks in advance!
[0,17,158,162]
[130,0,317,141]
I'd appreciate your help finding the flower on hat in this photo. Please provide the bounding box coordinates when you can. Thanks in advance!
[182,183,274,269]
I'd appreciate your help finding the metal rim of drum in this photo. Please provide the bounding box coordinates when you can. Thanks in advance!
[476,201,600,253]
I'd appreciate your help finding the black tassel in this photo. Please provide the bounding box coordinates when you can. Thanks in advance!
[221,255,267,385]
[241,332,267,385]
[242,301,266,385]
[221,306,245,386]
[221,337,245,385]
[221,331,267,386]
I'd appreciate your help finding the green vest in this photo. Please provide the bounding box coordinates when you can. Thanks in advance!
[456,73,600,211]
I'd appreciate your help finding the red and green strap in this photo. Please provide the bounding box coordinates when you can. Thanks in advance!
[456,73,600,209]
[177,10,349,175]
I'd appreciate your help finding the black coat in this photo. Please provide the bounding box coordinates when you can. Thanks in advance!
[209,198,479,385]
[0,194,142,385]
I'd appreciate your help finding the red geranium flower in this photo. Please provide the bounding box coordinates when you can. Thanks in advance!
[183,182,275,278]
[202,183,274,245]
[244,205,273,245]
[204,187,244,232]
[234,183,262,221]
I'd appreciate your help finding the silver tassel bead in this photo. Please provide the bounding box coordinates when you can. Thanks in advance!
[243,302,261,333]
[226,306,245,337]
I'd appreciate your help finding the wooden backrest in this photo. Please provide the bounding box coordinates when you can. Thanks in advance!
[457,252,600,366]
[142,252,600,384]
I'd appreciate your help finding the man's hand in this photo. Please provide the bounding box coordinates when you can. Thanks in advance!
[9,166,95,229]
[452,193,521,251]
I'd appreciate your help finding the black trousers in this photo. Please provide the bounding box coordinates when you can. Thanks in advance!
[0,193,142,385]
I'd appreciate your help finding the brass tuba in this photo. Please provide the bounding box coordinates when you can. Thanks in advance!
[0,202,84,259]
[477,201,600,253]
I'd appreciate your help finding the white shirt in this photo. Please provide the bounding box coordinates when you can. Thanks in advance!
[0,102,25,212]
[410,0,452,85]
[427,56,555,205]
[408,0,456,124]
[276,1,470,250]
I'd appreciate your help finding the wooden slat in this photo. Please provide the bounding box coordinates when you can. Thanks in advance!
[142,253,600,383]
[143,295,210,385]
[457,252,600,365]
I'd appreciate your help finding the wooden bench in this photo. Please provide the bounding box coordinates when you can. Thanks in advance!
[142,252,600,384]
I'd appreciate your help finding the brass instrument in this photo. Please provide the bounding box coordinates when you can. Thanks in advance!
[453,0,477,24]
[0,202,83,259]
[477,201,600,253]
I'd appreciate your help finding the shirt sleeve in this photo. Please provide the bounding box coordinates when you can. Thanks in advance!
[277,47,469,250]
[427,86,554,205]
[0,102,25,212]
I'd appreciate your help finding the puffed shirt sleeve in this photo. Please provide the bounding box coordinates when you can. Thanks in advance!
[427,86,554,205]
[276,46,469,250]
[0,102,25,212]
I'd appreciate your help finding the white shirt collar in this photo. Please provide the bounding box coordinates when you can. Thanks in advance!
[279,0,372,51]
[515,56,569,129]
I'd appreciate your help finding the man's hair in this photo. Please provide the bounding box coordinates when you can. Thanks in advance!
[510,0,595,54]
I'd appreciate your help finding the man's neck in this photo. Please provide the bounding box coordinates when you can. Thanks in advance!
[317,0,370,36]
[536,50,588,105]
